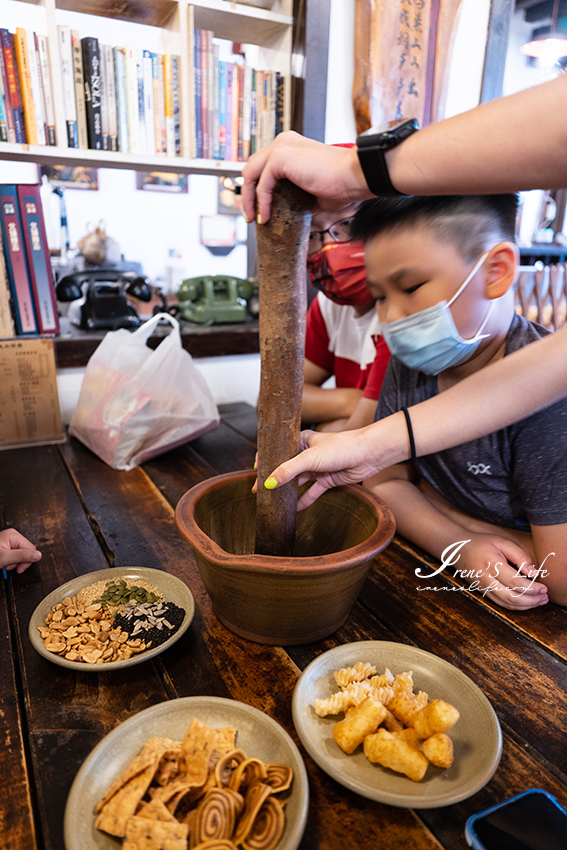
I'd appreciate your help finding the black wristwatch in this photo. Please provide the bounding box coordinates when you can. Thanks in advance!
[356,118,419,197]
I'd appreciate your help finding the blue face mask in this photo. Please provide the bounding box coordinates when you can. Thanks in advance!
[380,253,492,375]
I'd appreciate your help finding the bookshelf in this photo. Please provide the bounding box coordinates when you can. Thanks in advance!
[0,0,293,176]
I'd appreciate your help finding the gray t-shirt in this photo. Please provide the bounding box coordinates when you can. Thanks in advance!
[377,313,567,530]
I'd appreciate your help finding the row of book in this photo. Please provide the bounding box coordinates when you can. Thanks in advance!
[58,28,182,156]
[195,29,284,161]
[0,22,284,160]
[0,184,59,339]
[0,28,56,146]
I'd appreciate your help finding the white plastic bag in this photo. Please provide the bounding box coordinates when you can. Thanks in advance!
[69,314,220,470]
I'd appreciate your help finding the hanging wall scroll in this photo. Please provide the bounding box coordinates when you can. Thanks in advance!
[353,0,463,135]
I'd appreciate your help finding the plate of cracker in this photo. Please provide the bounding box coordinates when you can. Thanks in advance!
[292,640,502,808]
[29,567,195,671]
[64,696,309,850]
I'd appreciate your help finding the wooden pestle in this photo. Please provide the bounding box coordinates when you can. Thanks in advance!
[254,180,313,556]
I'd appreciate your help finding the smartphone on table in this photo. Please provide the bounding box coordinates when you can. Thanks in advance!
[465,788,567,850]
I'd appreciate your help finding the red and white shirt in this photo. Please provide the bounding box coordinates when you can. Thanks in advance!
[305,292,390,401]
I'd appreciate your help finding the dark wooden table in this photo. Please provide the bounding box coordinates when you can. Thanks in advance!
[2,402,567,850]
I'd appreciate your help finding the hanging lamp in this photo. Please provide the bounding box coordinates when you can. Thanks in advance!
[520,0,567,60]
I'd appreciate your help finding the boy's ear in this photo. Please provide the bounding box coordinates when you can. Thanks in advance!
[483,241,519,299]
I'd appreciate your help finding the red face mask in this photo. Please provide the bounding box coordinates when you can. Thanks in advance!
[307,241,373,306]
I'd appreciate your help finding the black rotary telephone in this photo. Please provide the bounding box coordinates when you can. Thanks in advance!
[56,270,154,331]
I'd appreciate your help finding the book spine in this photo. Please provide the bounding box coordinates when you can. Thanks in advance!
[58,26,77,147]
[71,30,88,149]
[262,71,268,150]
[82,37,102,150]
[125,46,139,154]
[172,54,180,157]
[157,53,166,154]
[163,52,174,157]
[15,28,38,145]
[276,71,284,136]
[99,44,109,151]
[218,60,226,161]
[0,44,16,143]
[114,47,128,153]
[151,52,160,155]
[187,4,196,160]
[27,31,46,145]
[250,69,256,156]
[2,32,26,143]
[242,64,251,161]
[135,48,145,154]
[199,31,208,159]
[0,81,7,142]
[212,43,219,160]
[231,62,239,161]
[194,30,201,157]
[0,186,38,335]
[207,31,214,160]
[36,35,56,145]
[237,64,244,161]
[225,63,232,162]
[33,34,48,145]
[104,44,117,151]
[143,49,155,155]
[270,70,277,143]
[0,234,15,338]
[17,184,59,335]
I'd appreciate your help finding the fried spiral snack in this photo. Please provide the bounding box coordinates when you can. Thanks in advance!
[233,783,273,844]
[264,764,293,794]
[95,718,294,850]
[214,749,247,788]
[228,758,268,793]
[242,797,286,850]
[192,788,243,845]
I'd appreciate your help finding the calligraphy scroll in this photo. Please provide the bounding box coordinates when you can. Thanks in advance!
[353,0,464,134]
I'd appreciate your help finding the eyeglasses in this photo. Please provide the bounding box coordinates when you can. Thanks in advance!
[308,216,356,255]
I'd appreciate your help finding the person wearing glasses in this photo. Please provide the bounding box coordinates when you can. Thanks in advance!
[245,74,567,521]
[302,202,390,431]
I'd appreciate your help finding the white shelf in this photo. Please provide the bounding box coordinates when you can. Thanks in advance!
[0,0,292,172]
[0,141,244,176]
[192,0,292,45]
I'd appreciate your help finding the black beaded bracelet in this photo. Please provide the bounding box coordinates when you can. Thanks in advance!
[401,406,417,464]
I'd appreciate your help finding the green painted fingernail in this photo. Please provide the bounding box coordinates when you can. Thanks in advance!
[264,476,278,490]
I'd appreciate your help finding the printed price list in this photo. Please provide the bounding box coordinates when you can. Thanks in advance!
[0,339,63,448]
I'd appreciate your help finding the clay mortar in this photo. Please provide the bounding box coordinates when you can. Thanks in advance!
[175,470,395,644]
[175,180,396,644]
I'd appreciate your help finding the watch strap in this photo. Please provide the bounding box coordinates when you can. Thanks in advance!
[357,143,404,197]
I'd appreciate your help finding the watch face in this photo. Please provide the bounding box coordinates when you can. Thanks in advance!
[357,118,419,150]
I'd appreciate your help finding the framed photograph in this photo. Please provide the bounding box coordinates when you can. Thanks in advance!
[39,165,98,190]
[136,172,188,193]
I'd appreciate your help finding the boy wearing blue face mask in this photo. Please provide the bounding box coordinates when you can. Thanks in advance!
[353,194,567,612]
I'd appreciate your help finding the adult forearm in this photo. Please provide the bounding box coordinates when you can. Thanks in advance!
[388,74,567,195]
[408,326,567,457]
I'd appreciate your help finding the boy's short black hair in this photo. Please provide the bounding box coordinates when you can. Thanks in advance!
[350,194,519,262]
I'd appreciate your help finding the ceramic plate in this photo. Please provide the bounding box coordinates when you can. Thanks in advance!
[29,567,195,671]
[64,696,309,850]
[292,641,502,808]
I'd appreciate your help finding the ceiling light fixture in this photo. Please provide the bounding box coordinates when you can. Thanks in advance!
[520,0,567,61]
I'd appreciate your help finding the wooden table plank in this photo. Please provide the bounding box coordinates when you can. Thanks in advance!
[0,578,37,850]
[359,545,567,776]
[2,445,174,850]
[394,535,567,659]
[58,430,446,850]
